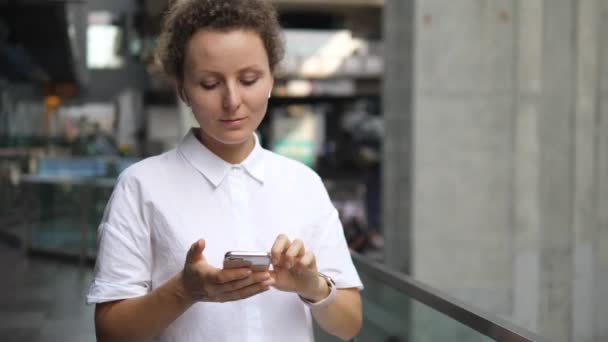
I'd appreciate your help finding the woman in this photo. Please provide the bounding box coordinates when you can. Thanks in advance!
[87,0,363,341]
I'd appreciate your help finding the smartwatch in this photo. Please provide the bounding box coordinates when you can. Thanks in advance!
[299,272,337,309]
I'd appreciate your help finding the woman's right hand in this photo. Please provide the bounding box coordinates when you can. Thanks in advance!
[181,239,274,303]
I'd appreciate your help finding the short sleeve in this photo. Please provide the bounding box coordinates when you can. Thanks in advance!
[86,173,153,304]
[308,177,363,290]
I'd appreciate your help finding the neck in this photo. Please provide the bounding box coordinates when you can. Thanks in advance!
[195,129,255,164]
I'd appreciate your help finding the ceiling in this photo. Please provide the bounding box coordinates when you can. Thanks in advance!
[0,1,83,84]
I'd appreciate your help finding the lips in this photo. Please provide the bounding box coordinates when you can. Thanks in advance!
[220,117,247,128]
[220,117,245,123]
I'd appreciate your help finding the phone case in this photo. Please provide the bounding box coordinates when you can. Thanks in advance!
[223,251,271,271]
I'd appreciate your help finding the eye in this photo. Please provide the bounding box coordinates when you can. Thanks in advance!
[200,82,218,90]
[241,78,258,86]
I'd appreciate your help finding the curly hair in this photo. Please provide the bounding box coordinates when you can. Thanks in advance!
[155,0,285,81]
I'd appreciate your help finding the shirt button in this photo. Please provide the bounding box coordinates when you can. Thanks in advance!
[231,166,243,177]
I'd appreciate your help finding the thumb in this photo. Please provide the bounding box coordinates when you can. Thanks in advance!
[186,239,206,264]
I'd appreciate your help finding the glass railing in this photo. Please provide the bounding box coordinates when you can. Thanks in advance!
[348,253,546,342]
[1,175,546,342]
[19,175,114,261]
[0,156,137,261]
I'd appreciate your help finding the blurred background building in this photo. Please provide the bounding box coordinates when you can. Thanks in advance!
[0,0,607,341]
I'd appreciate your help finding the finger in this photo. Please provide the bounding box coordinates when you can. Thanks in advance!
[217,279,274,303]
[212,267,253,284]
[284,239,305,268]
[216,271,271,294]
[271,234,290,265]
[292,251,316,275]
[203,267,252,297]
[296,251,316,271]
[186,239,206,264]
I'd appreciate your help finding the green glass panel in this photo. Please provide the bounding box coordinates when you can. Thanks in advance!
[356,267,495,342]
[26,181,112,256]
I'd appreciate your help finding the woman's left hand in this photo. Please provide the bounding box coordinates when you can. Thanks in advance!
[269,234,328,302]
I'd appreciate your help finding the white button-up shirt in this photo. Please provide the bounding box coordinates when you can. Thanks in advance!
[87,130,362,342]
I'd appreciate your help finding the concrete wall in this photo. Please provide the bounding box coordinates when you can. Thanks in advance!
[383,0,608,341]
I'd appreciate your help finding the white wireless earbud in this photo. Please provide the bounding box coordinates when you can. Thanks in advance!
[182,90,191,107]
[268,90,272,99]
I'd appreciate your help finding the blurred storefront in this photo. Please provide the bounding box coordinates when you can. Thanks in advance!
[0,0,385,263]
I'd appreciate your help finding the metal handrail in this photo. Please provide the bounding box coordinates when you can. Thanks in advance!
[351,252,546,342]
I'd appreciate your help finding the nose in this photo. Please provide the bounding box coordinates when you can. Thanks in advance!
[222,82,242,112]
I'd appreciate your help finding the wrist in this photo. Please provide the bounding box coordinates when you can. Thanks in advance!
[175,271,197,307]
[299,275,330,303]
[298,272,337,308]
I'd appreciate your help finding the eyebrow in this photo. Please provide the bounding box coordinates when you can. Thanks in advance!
[196,65,265,76]
[238,65,265,72]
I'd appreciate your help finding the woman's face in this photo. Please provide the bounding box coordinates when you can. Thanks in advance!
[181,29,273,153]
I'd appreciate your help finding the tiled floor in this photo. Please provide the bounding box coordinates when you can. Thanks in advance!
[0,242,96,342]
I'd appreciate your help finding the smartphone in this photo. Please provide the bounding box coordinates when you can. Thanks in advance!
[223,251,271,271]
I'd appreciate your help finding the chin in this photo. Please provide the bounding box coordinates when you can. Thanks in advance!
[198,126,254,147]
[216,132,253,146]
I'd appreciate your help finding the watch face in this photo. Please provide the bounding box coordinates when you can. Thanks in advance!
[318,272,335,285]
[299,272,337,308]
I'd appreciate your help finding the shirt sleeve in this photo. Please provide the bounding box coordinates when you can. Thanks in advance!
[308,176,364,290]
[86,172,153,304]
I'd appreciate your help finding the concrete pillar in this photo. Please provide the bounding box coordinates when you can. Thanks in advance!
[514,1,605,340]
[382,0,415,274]
[116,88,144,154]
[513,0,542,333]
[408,0,515,315]
[595,2,608,340]
[536,1,576,340]
[572,1,600,341]
[383,1,607,340]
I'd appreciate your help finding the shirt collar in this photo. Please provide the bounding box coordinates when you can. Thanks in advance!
[241,133,265,184]
[178,128,265,187]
